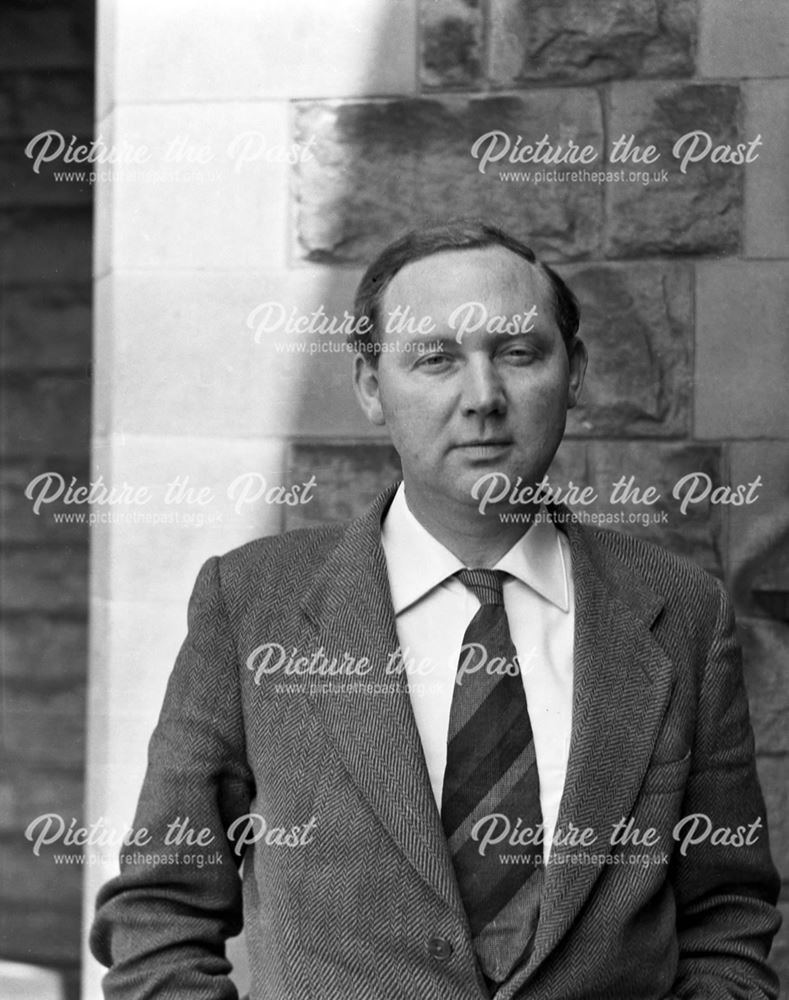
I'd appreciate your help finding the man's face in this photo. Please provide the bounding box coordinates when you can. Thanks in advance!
[353,245,587,514]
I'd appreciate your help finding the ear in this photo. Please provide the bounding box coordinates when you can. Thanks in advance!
[566,337,588,409]
[352,352,386,426]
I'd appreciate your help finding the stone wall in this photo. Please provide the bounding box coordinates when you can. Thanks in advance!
[0,1,95,997]
[86,0,788,997]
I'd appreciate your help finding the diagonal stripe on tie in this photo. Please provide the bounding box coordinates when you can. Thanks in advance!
[449,777,543,935]
[441,568,544,984]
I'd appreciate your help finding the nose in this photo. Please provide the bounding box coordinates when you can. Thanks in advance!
[461,355,506,417]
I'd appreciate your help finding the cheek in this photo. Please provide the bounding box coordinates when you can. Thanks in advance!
[512,372,570,415]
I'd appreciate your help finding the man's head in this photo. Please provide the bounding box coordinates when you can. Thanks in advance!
[352,220,587,521]
[351,220,581,362]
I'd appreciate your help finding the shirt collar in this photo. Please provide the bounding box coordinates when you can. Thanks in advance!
[380,483,570,615]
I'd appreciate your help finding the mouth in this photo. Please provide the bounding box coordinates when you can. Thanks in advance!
[454,439,514,458]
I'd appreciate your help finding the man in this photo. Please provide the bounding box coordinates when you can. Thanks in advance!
[91,221,781,999]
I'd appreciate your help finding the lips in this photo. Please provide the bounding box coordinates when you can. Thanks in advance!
[456,439,513,448]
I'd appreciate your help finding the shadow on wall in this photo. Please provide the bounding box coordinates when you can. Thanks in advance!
[0,2,95,999]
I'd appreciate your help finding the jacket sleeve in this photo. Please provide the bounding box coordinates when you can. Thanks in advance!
[668,580,782,999]
[89,556,254,1000]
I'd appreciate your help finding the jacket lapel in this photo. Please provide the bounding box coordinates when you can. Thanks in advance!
[509,513,675,991]
[297,489,676,981]
[299,485,466,918]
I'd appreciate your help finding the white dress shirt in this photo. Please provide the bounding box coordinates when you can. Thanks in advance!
[380,484,575,855]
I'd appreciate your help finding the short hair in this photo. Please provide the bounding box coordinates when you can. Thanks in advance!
[351,219,580,361]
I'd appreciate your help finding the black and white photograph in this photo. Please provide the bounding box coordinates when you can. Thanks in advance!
[1,1,788,998]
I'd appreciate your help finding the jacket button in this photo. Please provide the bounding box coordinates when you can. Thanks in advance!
[427,936,453,961]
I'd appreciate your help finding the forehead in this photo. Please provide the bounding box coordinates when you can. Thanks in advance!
[381,245,554,322]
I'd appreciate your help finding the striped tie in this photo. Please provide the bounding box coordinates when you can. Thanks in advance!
[441,568,544,985]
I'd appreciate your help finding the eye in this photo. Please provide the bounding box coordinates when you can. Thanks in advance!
[499,342,538,363]
[414,350,452,370]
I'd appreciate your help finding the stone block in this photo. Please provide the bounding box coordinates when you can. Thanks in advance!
[725,441,789,619]
[0,71,94,139]
[88,434,286,605]
[0,139,94,207]
[738,618,789,756]
[105,0,417,105]
[548,440,724,575]
[420,0,483,89]
[0,374,90,459]
[756,757,789,885]
[93,268,375,441]
[605,82,742,257]
[84,596,186,854]
[0,838,82,909]
[94,102,290,272]
[489,0,696,85]
[0,617,87,684]
[1,684,86,768]
[699,0,789,78]
[1,547,88,614]
[0,282,91,370]
[561,261,692,438]
[0,208,92,282]
[745,80,789,259]
[284,441,402,529]
[294,91,604,264]
[0,1,95,70]
[0,900,81,966]
[0,768,84,835]
[695,264,789,440]
[1,460,90,544]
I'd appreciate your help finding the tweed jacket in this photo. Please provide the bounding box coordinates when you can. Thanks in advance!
[90,485,781,999]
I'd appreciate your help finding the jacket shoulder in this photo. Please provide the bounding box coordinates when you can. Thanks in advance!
[569,518,727,618]
[212,521,347,605]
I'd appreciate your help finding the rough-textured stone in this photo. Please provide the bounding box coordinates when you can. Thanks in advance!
[420,0,483,89]
[0,617,87,683]
[745,81,789,259]
[0,282,91,370]
[1,547,88,614]
[699,0,789,79]
[294,91,604,264]
[696,265,789,440]
[725,441,789,620]
[1,683,86,769]
[0,207,92,281]
[738,619,789,756]
[756,757,789,886]
[0,70,94,138]
[561,261,692,437]
[284,442,402,529]
[549,439,724,575]
[489,0,697,85]
[0,374,90,458]
[605,82,742,257]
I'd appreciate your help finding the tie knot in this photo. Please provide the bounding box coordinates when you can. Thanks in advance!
[456,568,505,606]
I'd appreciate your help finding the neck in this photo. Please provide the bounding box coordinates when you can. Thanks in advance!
[402,481,537,568]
